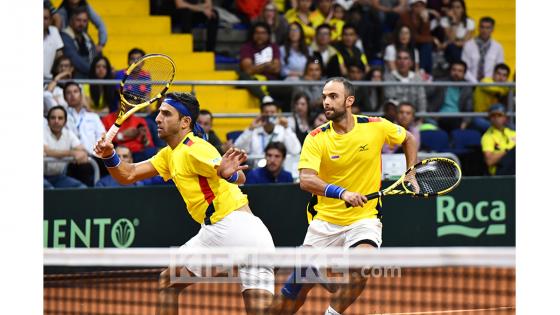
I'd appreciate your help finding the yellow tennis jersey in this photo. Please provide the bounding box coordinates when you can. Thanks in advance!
[298,115,406,226]
[150,132,249,225]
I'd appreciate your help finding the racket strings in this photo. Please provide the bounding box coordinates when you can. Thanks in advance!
[122,56,175,105]
[405,161,460,195]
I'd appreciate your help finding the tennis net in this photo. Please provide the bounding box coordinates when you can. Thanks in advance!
[44,247,515,315]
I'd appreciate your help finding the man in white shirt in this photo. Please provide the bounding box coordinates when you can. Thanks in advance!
[44,3,64,79]
[461,16,505,83]
[44,106,88,189]
[234,97,302,159]
[63,81,106,156]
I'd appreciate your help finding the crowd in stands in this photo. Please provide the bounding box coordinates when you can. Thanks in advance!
[43,0,515,189]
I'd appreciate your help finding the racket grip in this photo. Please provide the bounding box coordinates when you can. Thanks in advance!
[344,192,382,208]
[105,124,120,143]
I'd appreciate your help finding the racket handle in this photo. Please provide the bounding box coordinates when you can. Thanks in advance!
[105,124,120,143]
[92,124,120,158]
[344,192,382,208]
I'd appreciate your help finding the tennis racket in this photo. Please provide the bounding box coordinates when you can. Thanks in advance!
[103,53,176,144]
[345,157,462,207]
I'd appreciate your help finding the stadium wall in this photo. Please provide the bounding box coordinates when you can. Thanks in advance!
[44,177,515,248]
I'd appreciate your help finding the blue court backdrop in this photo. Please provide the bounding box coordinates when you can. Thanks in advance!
[43,176,515,248]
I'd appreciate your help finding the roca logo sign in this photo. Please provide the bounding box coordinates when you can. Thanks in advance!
[436,196,506,238]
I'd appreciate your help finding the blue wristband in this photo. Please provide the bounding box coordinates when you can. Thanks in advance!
[225,171,239,183]
[102,150,121,168]
[324,184,346,199]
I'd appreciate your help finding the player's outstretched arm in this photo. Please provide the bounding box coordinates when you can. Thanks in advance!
[93,135,159,185]
[401,131,418,169]
[299,168,367,207]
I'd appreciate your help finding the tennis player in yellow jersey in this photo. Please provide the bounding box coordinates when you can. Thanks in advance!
[93,92,275,315]
[271,77,418,315]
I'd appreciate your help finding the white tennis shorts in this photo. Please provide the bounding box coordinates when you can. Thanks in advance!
[303,217,383,248]
[179,210,275,294]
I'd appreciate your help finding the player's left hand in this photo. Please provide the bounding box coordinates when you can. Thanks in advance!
[341,191,368,207]
[218,147,249,178]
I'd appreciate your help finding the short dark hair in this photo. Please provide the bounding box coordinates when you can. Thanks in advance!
[47,105,68,123]
[324,77,355,97]
[315,23,332,34]
[494,63,511,76]
[346,59,365,72]
[398,102,416,113]
[450,60,468,72]
[63,81,82,94]
[165,92,200,130]
[249,22,271,42]
[480,16,495,27]
[260,101,278,112]
[199,109,213,120]
[69,5,88,19]
[265,142,287,159]
[396,48,412,58]
[128,48,146,60]
[342,23,358,34]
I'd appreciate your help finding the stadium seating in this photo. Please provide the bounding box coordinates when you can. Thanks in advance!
[450,129,482,155]
[420,130,450,152]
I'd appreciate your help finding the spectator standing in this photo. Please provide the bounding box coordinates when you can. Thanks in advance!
[372,0,407,33]
[287,92,313,144]
[384,25,420,73]
[60,6,98,78]
[44,3,64,79]
[245,142,294,184]
[83,55,117,114]
[238,22,281,101]
[285,0,316,45]
[44,106,88,189]
[481,104,515,175]
[45,0,62,29]
[64,82,106,157]
[173,0,218,51]
[439,0,474,63]
[234,98,302,156]
[280,22,311,80]
[326,24,370,77]
[384,49,427,112]
[197,109,228,155]
[461,16,504,82]
[383,102,421,152]
[255,2,290,45]
[56,0,107,53]
[309,24,338,68]
[399,0,434,75]
[427,60,472,132]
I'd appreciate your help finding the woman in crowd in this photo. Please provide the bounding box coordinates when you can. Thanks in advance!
[280,22,311,80]
[384,25,420,73]
[287,92,313,144]
[439,0,475,63]
[83,55,117,114]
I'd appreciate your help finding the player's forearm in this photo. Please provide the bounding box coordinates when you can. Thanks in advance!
[44,148,73,158]
[299,172,329,196]
[402,131,418,168]
[106,161,138,185]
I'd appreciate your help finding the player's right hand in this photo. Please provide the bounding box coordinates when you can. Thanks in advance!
[93,134,115,158]
[341,191,368,207]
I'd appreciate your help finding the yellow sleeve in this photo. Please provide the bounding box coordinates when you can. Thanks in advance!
[480,77,510,96]
[360,53,369,67]
[298,134,322,173]
[381,118,406,146]
[149,147,171,181]
[481,133,495,152]
[188,142,222,178]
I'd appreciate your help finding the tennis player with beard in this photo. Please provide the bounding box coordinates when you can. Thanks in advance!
[272,77,418,314]
[94,92,275,315]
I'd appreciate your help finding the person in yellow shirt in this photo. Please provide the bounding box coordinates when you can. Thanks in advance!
[471,63,511,132]
[285,0,316,44]
[481,103,515,175]
[271,77,418,315]
[93,92,275,315]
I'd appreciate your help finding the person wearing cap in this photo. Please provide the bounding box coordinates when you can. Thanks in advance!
[93,92,277,314]
[481,103,515,175]
[234,97,302,157]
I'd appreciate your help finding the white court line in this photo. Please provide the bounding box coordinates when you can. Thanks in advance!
[370,306,515,315]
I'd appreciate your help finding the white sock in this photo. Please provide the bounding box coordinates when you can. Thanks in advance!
[325,305,341,315]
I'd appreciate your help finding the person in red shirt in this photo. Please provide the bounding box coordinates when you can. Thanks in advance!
[101,111,157,162]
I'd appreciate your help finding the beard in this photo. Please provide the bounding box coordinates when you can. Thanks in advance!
[325,106,347,122]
